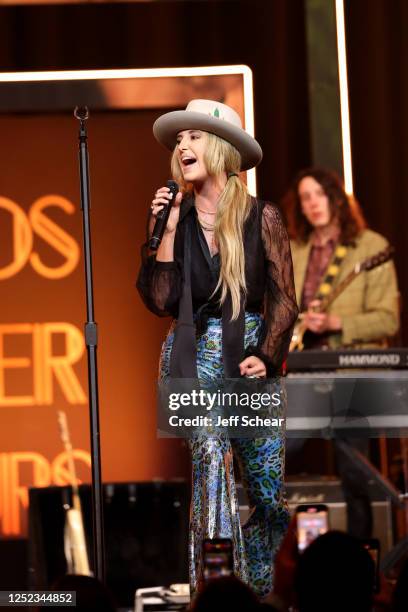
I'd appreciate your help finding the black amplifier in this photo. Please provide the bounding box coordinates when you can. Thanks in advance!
[237,479,394,556]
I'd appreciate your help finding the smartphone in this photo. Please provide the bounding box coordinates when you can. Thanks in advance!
[296,504,329,552]
[361,538,380,593]
[202,538,233,580]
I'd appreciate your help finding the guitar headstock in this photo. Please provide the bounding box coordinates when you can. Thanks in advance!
[361,246,394,272]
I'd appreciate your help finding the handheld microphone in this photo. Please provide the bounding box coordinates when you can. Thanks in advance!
[149,180,179,251]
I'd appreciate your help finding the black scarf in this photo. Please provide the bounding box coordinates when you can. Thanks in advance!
[169,197,245,379]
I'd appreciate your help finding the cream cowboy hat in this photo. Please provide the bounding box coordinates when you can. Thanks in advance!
[153,99,263,171]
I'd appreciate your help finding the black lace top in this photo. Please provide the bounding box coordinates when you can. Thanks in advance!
[137,194,298,376]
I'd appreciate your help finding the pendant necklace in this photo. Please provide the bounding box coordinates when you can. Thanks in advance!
[196,204,218,255]
[198,218,217,255]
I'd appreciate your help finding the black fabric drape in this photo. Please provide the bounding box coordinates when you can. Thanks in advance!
[345,0,408,343]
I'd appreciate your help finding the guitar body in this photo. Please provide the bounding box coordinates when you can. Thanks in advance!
[289,319,307,352]
[64,507,92,576]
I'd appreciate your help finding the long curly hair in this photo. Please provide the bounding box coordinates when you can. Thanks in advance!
[171,131,252,320]
[281,167,366,245]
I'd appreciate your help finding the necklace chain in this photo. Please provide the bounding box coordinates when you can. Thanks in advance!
[195,207,218,254]
[196,205,217,215]
[197,212,216,231]
[199,220,215,231]
[199,221,217,254]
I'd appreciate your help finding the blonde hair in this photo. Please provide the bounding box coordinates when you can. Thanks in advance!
[171,131,252,319]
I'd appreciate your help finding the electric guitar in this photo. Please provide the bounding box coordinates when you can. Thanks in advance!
[289,246,394,352]
[57,410,92,576]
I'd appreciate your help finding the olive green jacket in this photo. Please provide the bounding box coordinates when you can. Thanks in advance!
[290,229,400,348]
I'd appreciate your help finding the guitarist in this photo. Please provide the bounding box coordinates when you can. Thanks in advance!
[282,167,400,538]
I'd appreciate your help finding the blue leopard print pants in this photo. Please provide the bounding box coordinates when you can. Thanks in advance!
[159,312,289,598]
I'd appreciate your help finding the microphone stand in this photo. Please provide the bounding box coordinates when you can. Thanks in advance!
[74,106,105,582]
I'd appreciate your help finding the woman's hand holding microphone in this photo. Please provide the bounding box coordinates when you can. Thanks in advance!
[150,185,182,261]
[151,185,183,234]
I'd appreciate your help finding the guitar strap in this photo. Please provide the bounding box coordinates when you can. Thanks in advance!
[314,243,348,302]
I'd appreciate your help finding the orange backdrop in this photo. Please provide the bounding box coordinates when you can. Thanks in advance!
[0,110,190,536]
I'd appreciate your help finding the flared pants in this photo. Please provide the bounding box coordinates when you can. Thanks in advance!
[159,312,289,597]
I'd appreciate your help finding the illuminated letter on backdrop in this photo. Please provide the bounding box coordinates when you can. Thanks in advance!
[0,323,86,406]
[29,195,80,279]
[41,323,87,405]
[0,197,33,280]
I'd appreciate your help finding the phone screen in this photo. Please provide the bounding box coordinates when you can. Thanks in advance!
[202,538,233,580]
[296,505,329,552]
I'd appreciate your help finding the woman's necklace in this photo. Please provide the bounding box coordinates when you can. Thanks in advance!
[197,217,217,255]
[198,219,215,231]
[206,230,217,256]
[197,210,216,231]
[195,203,218,254]
[196,205,217,215]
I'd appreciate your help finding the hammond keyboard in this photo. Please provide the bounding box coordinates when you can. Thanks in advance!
[286,348,408,372]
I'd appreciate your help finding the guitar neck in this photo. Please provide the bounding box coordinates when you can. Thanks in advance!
[319,268,358,312]
[67,448,81,511]
[57,411,81,510]
[304,245,392,316]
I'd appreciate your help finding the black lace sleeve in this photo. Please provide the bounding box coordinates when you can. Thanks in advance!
[136,209,182,317]
[246,203,298,375]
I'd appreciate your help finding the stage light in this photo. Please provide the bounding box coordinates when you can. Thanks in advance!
[0,66,257,194]
[335,0,354,195]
